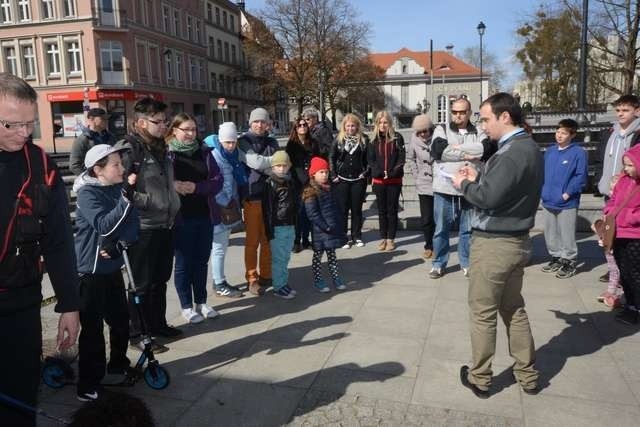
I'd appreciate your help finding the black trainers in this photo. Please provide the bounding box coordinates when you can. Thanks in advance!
[555,260,577,279]
[615,308,639,326]
[215,281,244,298]
[459,365,489,399]
[152,325,182,338]
[77,390,99,402]
[541,257,562,273]
[292,242,303,253]
[129,340,169,354]
[429,267,444,279]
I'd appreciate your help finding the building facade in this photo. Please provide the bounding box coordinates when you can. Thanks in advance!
[369,48,488,127]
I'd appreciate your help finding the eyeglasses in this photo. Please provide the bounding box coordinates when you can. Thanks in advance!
[145,118,169,126]
[297,123,308,128]
[0,119,38,131]
[451,110,469,115]
[177,127,197,133]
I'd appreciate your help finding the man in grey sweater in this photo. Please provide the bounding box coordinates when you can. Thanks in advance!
[452,92,542,399]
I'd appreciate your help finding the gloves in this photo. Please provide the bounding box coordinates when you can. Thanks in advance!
[122,181,135,201]
[101,241,125,259]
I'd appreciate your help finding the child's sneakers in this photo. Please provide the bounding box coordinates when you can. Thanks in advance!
[274,286,295,299]
[541,257,563,273]
[182,308,204,324]
[334,277,347,290]
[282,285,297,296]
[603,294,622,308]
[555,259,577,279]
[314,279,330,293]
[197,304,219,319]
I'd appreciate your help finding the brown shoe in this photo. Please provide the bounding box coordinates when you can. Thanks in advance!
[248,282,264,296]
[386,240,396,251]
[377,240,387,251]
[423,249,433,259]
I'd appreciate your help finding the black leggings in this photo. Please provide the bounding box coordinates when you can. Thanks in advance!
[312,249,339,282]
[373,183,402,240]
[418,194,435,250]
[335,179,367,240]
[613,238,640,308]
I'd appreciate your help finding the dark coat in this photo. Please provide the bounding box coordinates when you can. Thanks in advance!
[304,185,347,251]
[262,175,298,241]
[286,137,324,189]
[329,134,370,180]
[367,132,406,181]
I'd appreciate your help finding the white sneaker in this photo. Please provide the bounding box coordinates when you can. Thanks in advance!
[182,308,204,324]
[463,268,469,277]
[341,242,352,249]
[354,239,365,247]
[197,304,219,319]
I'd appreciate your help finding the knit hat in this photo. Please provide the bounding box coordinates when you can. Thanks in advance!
[308,156,329,177]
[218,122,237,142]
[623,144,640,172]
[271,150,291,167]
[412,114,432,132]
[249,107,270,124]
[84,144,129,169]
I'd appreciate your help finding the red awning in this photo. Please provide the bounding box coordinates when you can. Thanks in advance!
[47,89,163,102]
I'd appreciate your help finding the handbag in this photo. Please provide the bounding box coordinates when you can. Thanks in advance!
[218,199,242,225]
[593,185,640,251]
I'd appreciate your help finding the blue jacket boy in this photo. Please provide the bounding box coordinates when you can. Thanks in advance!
[541,142,588,210]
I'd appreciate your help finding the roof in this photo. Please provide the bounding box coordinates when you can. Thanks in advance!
[369,47,480,76]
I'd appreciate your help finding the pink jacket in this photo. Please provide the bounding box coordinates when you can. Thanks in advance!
[604,144,640,239]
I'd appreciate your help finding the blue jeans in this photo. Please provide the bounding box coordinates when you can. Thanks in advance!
[211,222,234,286]
[173,217,213,309]
[271,225,295,290]
[432,192,472,270]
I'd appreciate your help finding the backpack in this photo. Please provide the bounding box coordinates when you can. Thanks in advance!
[0,143,56,288]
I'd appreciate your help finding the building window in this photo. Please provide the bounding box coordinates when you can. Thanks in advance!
[208,36,214,58]
[145,0,153,28]
[0,0,11,23]
[224,42,229,63]
[186,15,193,41]
[4,46,17,75]
[173,9,180,37]
[206,3,212,21]
[216,39,222,60]
[195,20,201,44]
[148,46,159,81]
[62,0,75,17]
[231,45,236,64]
[215,7,219,25]
[198,59,205,89]
[218,74,224,93]
[66,40,82,73]
[189,57,196,87]
[437,95,448,124]
[100,40,124,84]
[45,42,60,75]
[41,0,54,19]
[22,45,35,78]
[136,43,147,80]
[162,5,171,33]
[175,52,183,82]
[17,0,30,21]
[222,11,227,28]
[230,15,235,32]
[210,71,216,91]
[164,50,172,80]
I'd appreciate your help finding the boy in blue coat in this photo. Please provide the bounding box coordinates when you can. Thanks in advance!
[541,119,588,278]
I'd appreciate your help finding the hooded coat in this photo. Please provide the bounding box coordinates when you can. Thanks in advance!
[604,144,640,239]
[597,117,640,196]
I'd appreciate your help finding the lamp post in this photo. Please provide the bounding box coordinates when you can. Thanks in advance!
[436,64,451,124]
[477,21,486,106]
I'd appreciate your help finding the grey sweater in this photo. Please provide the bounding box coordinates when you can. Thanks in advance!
[597,117,640,196]
[461,131,543,234]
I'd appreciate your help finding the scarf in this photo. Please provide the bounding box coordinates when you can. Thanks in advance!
[168,137,199,156]
[211,138,248,187]
[343,135,359,155]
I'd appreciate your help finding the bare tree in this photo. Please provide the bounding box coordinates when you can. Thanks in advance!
[460,44,506,93]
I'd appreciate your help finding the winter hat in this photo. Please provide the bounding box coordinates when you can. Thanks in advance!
[308,156,329,177]
[623,144,640,173]
[249,107,270,124]
[218,122,237,142]
[271,150,291,167]
[412,114,432,133]
[84,144,128,169]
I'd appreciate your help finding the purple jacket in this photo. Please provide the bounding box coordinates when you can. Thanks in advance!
[169,142,224,225]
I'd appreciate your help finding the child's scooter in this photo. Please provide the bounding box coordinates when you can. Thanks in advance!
[42,244,170,391]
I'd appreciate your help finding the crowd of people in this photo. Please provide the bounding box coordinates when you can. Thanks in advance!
[1,69,639,424]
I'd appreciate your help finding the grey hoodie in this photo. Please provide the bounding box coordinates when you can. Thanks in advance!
[597,117,640,196]
[406,133,434,195]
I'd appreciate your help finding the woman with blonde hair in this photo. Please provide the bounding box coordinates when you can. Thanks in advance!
[367,111,405,251]
[330,113,369,248]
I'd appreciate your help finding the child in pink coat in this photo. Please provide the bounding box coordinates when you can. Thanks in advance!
[605,144,640,325]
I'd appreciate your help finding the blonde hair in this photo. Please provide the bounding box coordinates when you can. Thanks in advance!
[373,111,395,140]
[337,113,363,144]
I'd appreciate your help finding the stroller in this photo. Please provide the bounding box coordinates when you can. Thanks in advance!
[42,245,170,391]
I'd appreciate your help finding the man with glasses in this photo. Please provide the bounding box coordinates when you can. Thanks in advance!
[120,97,181,352]
[429,98,492,279]
[303,108,332,158]
[69,108,117,175]
[0,73,80,425]
[238,107,279,296]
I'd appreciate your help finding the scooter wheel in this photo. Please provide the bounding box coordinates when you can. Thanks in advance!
[143,364,170,390]
[42,361,68,389]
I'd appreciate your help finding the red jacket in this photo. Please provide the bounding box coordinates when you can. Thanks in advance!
[604,144,640,239]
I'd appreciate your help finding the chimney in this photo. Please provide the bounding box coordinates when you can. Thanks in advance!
[237,1,246,10]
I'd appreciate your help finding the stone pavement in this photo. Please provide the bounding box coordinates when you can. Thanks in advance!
[36,230,640,426]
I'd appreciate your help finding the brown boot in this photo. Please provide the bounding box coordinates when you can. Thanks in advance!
[423,249,433,259]
[249,282,264,296]
[377,239,387,251]
[386,240,396,251]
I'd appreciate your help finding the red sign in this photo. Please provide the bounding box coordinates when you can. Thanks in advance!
[47,89,163,102]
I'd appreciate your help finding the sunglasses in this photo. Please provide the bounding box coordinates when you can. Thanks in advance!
[297,123,308,128]
[145,118,169,126]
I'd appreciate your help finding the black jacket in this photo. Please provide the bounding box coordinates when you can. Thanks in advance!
[367,133,406,180]
[262,175,298,240]
[310,122,333,158]
[286,137,323,189]
[329,134,370,180]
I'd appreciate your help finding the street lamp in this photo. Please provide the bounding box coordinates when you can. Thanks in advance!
[477,21,486,106]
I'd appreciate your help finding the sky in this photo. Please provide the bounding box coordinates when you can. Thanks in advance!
[244,0,546,89]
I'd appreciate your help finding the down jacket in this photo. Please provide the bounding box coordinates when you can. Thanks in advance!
[604,144,640,239]
[304,184,347,251]
[262,175,299,240]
